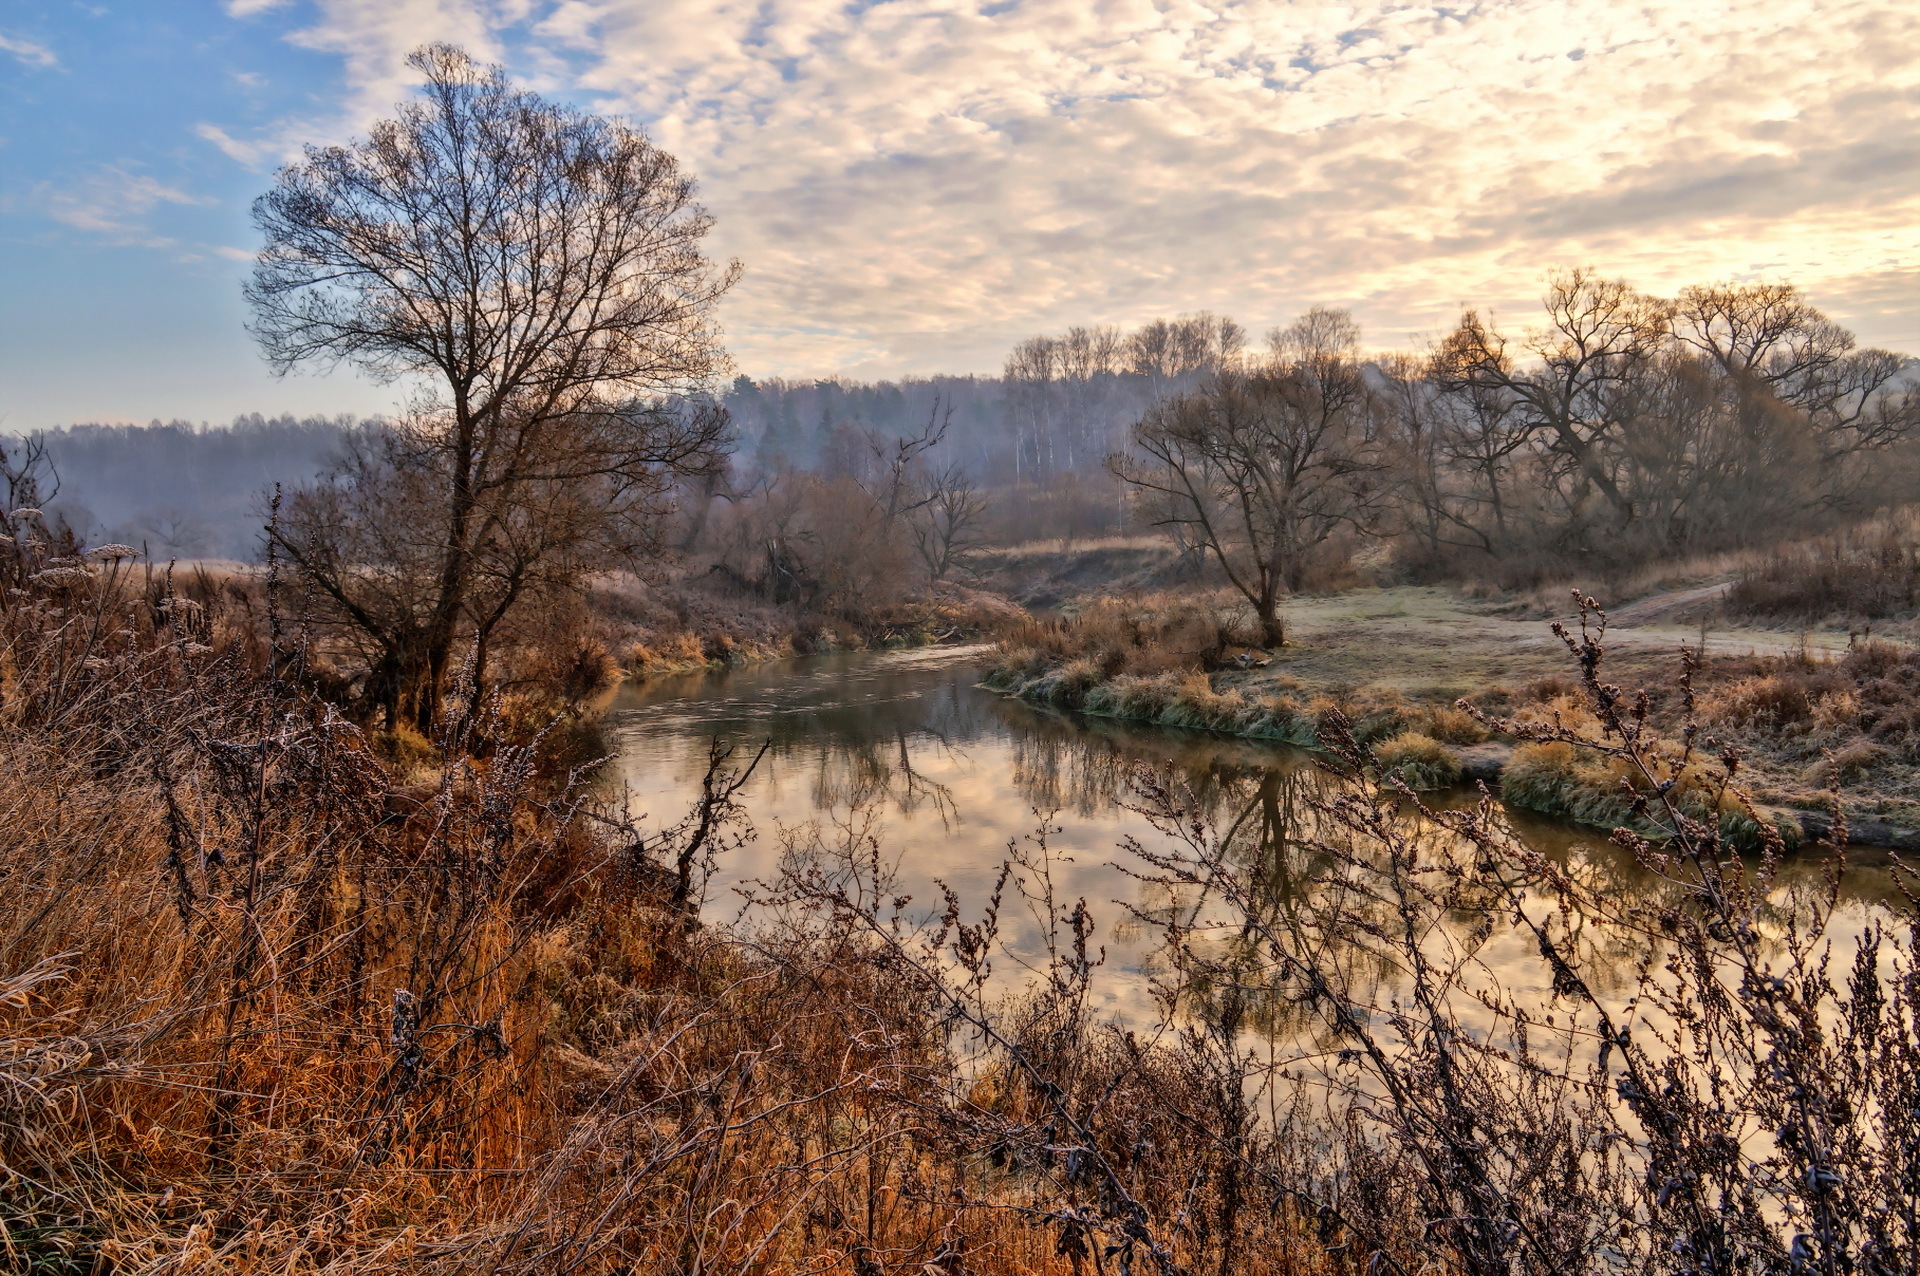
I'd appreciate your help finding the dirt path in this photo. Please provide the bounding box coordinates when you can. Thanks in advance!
[1604,581,1731,627]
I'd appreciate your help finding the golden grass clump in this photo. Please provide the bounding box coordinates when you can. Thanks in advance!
[1417,704,1489,746]
[1372,731,1463,791]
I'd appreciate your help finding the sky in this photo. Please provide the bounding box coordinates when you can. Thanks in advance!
[2,0,1917,429]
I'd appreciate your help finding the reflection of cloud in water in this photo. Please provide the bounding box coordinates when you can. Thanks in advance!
[605,646,1910,1034]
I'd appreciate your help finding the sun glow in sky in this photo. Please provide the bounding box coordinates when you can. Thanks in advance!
[3,0,1917,426]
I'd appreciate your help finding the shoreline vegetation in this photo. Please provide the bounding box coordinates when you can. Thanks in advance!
[8,551,1920,1272]
[981,589,1920,851]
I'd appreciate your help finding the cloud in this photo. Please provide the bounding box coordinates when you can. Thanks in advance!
[38,167,215,246]
[200,0,505,168]
[196,123,270,166]
[0,31,57,68]
[232,0,1920,374]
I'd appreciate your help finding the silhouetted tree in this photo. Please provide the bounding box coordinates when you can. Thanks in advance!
[1115,308,1388,645]
[247,44,736,729]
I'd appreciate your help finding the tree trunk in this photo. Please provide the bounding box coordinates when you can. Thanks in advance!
[1255,581,1285,648]
[416,409,480,734]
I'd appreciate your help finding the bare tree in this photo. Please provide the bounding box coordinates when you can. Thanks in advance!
[0,436,71,598]
[1126,312,1246,388]
[910,462,990,581]
[1114,307,1388,646]
[1380,353,1534,562]
[863,401,951,526]
[247,45,736,729]
[1430,269,1669,532]
[1422,275,1918,561]
[1673,282,1919,481]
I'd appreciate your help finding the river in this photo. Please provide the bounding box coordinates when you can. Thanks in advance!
[604,643,1903,1028]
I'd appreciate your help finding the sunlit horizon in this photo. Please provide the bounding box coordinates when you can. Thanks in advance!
[3,0,1916,427]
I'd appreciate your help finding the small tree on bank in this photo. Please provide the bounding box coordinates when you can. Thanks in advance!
[1114,307,1388,647]
[248,45,737,730]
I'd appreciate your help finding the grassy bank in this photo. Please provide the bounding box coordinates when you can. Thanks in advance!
[984,594,1491,764]
[985,590,1909,846]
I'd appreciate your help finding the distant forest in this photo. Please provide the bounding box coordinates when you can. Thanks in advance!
[12,312,1244,559]
[14,290,1918,587]
[12,414,359,558]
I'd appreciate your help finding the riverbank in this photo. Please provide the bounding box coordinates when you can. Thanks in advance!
[988,585,1920,849]
[596,570,1027,675]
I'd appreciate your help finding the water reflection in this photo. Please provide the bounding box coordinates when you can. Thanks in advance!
[605,644,1906,1028]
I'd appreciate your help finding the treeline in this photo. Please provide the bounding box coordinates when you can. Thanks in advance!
[1406,273,1919,570]
[1116,274,1919,640]
[701,276,1919,628]
[20,278,1918,621]
[11,313,1243,566]
[681,313,1255,605]
[726,311,1246,484]
[9,414,358,558]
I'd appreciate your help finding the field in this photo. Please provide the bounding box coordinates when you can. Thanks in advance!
[1227,583,1848,698]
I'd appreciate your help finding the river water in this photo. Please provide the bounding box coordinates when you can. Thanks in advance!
[604,644,1903,1028]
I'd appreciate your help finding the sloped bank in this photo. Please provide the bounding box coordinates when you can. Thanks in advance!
[986,656,1904,852]
[616,577,1028,676]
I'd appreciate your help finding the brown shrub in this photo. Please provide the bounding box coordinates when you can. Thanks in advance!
[1730,520,1920,621]
[1520,674,1579,703]
[1421,704,1490,745]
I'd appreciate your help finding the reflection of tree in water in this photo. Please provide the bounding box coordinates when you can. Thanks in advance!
[1137,764,1405,1042]
[624,655,1910,1045]
[619,654,995,822]
[1065,738,1687,1042]
[1146,768,1861,1047]
[806,727,959,825]
[994,698,1472,1039]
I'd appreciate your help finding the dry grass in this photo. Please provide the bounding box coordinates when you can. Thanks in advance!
[1678,640,1920,820]
[602,572,1026,677]
[987,598,1493,760]
[1372,731,1462,791]
[0,545,1327,1274]
[984,590,1918,838]
[1729,509,1920,625]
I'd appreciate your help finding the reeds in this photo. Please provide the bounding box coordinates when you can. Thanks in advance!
[0,537,1074,1272]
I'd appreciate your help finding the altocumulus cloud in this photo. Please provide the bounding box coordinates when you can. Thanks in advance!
[229,0,1920,375]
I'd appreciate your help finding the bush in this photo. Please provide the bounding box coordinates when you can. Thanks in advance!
[1374,731,1463,790]
[1500,739,1797,851]
[1730,522,1920,621]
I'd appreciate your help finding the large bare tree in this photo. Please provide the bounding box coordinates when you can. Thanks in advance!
[1115,307,1388,646]
[248,45,737,729]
